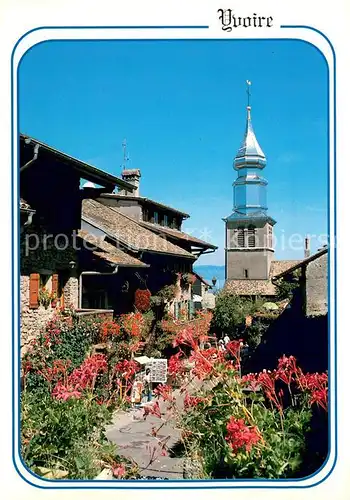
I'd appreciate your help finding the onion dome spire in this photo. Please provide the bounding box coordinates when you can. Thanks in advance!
[234,80,266,170]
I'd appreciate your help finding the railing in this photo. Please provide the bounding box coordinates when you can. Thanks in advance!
[75,308,114,321]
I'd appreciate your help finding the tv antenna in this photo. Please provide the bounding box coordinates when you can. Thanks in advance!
[121,139,130,171]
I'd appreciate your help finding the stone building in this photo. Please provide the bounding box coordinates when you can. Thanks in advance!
[81,195,216,317]
[245,246,328,377]
[79,167,217,317]
[223,86,301,297]
[19,133,217,351]
[273,246,328,317]
[191,272,215,311]
[97,168,217,259]
[19,134,143,352]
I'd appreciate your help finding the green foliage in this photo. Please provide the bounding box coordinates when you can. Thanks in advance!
[179,375,312,479]
[246,320,269,349]
[157,284,177,302]
[211,294,263,338]
[51,317,101,367]
[21,391,113,477]
[20,312,140,479]
[274,273,300,300]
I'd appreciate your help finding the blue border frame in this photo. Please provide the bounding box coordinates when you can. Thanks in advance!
[12,25,337,490]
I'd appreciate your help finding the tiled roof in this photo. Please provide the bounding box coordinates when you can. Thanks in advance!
[270,260,302,277]
[272,248,328,279]
[193,272,211,287]
[223,279,276,296]
[223,260,302,296]
[82,199,196,259]
[78,229,147,267]
[139,220,217,250]
[100,193,190,217]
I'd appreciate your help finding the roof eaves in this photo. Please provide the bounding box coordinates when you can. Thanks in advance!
[20,134,135,192]
[99,193,190,217]
[143,198,190,218]
[138,221,218,250]
[273,247,328,280]
[82,213,195,259]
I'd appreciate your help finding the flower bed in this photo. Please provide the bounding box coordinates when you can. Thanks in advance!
[21,308,150,479]
[143,312,328,479]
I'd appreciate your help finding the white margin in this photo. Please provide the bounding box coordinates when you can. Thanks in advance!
[12,25,336,489]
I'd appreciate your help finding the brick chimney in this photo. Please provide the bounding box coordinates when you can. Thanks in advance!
[304,236,311,259]
[119,169,141,197]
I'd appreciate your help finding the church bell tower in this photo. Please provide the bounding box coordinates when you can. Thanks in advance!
[224,81,276,281]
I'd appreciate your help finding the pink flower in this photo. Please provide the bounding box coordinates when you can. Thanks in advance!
[112,464,126,478]
[153,384,174,402]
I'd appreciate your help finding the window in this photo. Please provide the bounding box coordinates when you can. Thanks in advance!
[237,227,245,247]
[247,225,256,247]
[244,269,249,279]
[154,211,159,224]
[268,226,273,247]
[143,209,149,222]
[29,272,61,309]
[164,214,168,227]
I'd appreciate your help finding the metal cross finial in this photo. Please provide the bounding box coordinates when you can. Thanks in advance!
[246,80,252,107]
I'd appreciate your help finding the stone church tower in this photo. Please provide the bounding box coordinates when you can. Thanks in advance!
[224,84,276,281]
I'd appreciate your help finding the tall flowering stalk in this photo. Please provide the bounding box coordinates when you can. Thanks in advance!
[142,311,328,479]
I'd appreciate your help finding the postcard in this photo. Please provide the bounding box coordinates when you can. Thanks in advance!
[0,0,348,499]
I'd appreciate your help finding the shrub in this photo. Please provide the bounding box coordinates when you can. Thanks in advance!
[20,310,142,479]
[211,294,262,338]
[274,272,300,300]
[21,391,113,477]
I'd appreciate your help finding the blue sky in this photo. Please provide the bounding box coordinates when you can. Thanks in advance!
[19,39,328,265]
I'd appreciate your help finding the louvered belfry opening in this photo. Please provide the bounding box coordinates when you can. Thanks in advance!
[247,225,256,247]
[237,227,245,247]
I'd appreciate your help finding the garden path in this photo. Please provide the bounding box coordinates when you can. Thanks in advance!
[105,388,187,479]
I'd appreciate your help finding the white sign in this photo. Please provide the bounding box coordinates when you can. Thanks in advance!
[149,359,168,383]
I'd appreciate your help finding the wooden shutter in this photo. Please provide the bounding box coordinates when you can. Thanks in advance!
[29,273,39,309]
[51,274,58,308]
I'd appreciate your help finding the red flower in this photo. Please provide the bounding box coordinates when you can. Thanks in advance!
[225,416,261,453]
[143,401,162,419]
[52,381,82,401]
[310,388,328,411]
[189,347,224,380]
[153,384,174,402]
[134,289,151,312]
[226,340,242,364]
[121,312,144,338]
[241,373,260,391]
[168,352,185,376]
[100,320,121,341]
[114,359,139,380]
[257,370,282,411]
[52,354,108,399]
[276,355,298,385]
[184,393,208,408]
[296,370,328,411]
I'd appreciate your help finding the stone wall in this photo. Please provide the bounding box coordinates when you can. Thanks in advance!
[64,273,79,308]
[20,275,56,354]
[226,248,274,280]
[305,252,328,317]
